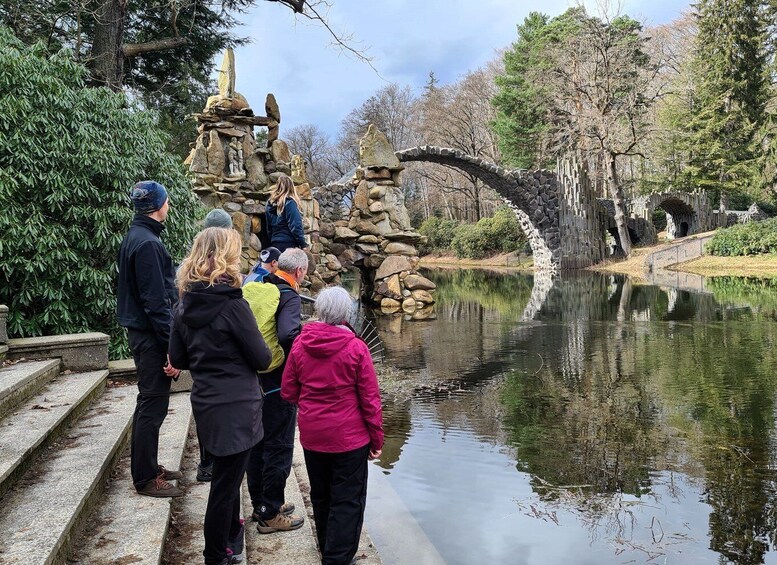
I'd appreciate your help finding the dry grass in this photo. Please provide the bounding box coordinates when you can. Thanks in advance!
[587,247,651,280]
[673,255,777,278]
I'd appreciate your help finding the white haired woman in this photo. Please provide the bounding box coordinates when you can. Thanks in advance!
[281,287,383,565]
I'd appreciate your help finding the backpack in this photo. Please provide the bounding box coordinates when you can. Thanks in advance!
[242,281,293,374]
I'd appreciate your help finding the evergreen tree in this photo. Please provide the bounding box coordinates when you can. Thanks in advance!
[683,0,770,202]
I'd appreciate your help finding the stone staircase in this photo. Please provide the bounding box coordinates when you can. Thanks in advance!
[0,309,382,565]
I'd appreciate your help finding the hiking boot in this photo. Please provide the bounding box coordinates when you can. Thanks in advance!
[158,465,183,481]
[137,476,183,498]
[227,520,244,562]
[251,502,295,522]
[256,512,304,534]
[197,462,213,482]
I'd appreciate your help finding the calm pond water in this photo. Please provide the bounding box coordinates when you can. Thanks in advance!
[369,269,777,565]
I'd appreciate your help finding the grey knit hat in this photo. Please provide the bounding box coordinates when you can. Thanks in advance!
[204,208,233,229]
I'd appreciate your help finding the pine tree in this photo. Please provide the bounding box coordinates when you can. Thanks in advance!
[683,0,770,203]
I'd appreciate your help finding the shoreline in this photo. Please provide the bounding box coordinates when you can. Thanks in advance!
[419,244,777,280]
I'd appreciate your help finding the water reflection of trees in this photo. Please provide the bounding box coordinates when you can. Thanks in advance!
[501,315,777,563]
[377,270,777,563]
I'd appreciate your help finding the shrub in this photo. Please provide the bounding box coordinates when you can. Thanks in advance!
[450,207,527,259]
[419,217,460,253]
[0,29,203,358]
[706,217,777,256]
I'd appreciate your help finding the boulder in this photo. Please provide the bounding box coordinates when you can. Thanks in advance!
[339,247,364,266]
[325,254,342,271]
[353,180,370,212]
[380,297,402,313]
[369,187,386,200]
[334,226,359,242]
[189,137,209,174]
[245,153,267,188]
[354,220,381,236]
[364,254,385,269]
[410,289,435,304]
[271,139,291,163]
[359,124,401,169]
[320,222,336,239]
[382,186,412,230]
[384,231,423,243]
[249,233,261,251]
[223,202,241,213]
[404,274,437,291]
[328,243,347,256]
[365,168,392,180]
[375,255,412,280]
[357,235,380,244]
[369,202,384,213]
[296,182,312,199]
[384,242,417,256]
[251,216,262,234]
[265,93,281,123]
[355,243,380,255]
[242,200,262,214]
[401,297,416,313]
[232,211,249,240]
[385,274,402,298]
[206,130,225,176]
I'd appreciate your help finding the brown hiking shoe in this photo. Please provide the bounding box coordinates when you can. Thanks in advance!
[279,502,295,516]
[137,476,183,498]
[256,512,304,534]
[158,465,184,480]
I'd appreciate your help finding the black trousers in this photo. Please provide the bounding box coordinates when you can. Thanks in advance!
[304,444,370,565]
[203,448,251,565]
[128,329,171,489]
[246,391,297,519]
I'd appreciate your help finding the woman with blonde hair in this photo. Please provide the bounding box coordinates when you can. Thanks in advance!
[170,227,272,565]
[266,173,308,252]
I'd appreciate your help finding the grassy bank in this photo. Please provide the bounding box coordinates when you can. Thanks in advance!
[672,255,777,278]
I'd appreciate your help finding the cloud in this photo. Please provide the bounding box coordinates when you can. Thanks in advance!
[230,0,690,139]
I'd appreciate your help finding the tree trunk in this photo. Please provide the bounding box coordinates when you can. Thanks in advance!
[90,0,127,90]
[605,151,632,256]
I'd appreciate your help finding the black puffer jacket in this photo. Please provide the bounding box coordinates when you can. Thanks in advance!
[169,282,272,456]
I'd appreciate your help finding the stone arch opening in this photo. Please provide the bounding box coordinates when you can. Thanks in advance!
[656,197,696,239]
[396,146,562,272]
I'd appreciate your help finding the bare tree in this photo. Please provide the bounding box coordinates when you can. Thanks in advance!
[416,61,503,221]
[537,7,662,255]
[285,123,340,187]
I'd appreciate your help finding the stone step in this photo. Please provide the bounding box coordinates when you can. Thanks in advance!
[0,358,61,420]
[69,392,193,565]
[7,332,109,372]
[0,369,107,499]
[0,384,135,565]
[162,421,211,564]
[243,461,321,564]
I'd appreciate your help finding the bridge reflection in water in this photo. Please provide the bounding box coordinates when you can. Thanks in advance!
[366,268,777,565]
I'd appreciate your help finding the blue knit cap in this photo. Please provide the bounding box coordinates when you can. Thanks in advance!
[131,181,168,214]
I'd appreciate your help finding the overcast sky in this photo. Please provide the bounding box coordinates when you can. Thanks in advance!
[232,0,690,140]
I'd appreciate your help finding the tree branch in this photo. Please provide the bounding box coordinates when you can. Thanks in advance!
[122,37,189,57]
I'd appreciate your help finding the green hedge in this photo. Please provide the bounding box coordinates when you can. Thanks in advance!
[0,28,203,358]
[419,207,528,259]
[706,218,777,256]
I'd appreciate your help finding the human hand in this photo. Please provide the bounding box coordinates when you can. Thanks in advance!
[164,355,181,379]
[368,449,382,460]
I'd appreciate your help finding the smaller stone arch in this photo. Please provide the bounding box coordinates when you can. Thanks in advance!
[631,191,715,240]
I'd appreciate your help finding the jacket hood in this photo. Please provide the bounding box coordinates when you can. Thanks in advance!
[298,321,357,358]
[180,283,242,328]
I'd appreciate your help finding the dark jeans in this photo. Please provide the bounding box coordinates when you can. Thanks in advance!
[203,448,251,565]
[304,444,370,565]
[246,391,297,519]
[128,329,171,489]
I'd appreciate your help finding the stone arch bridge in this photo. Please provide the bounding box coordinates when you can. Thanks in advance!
[396,146,608,272]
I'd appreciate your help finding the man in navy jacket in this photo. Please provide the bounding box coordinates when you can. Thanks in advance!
[117,180,183,498]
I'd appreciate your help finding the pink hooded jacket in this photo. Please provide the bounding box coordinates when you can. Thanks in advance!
[281,321,384,453]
